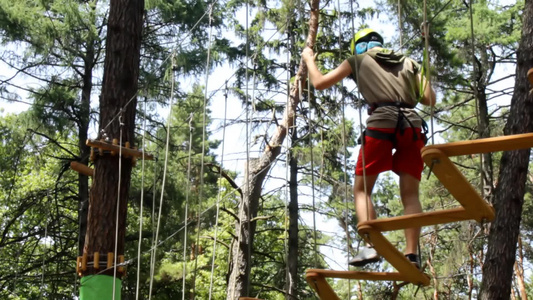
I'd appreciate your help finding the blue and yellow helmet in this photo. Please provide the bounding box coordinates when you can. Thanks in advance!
[350,28,384,55]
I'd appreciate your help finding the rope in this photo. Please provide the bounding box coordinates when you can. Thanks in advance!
[208,82,228,300]
[181,114,194,300]
[40,193,50,300]
[191,4,214,296]
[423,0,435,146]
[148,52,177,299]
[284,25,291,297]
[468,0,484,200]
[135,98,148,300]
[307,77,319,268]
[230,1,252,297]
[398,0,402,52]
[112,115,124,300]
[348,0,370,245]
[149,156,158,294]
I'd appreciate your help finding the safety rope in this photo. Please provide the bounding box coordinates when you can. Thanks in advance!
[148,51,177,299]
[348,0,370,248]
[468,0,484,200]
[208,81,228,300]
[191,4,214,296]
[423,0,435,146]
[181,114,194,300]
[135,98,148,300]
[112,114,124,300]
[230,1,251,297]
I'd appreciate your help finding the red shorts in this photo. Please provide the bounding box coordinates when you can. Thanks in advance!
[355,127,425,181]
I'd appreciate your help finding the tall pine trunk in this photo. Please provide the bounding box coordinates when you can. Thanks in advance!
[479,0,533,297]
[225,2,320,298]
[80,0,144,298]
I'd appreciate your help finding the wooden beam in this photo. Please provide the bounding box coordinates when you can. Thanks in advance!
[86,139,154,160]
[306,272,341,300]
[421,133,533,157]
[358,225,431,286]
[70,161,94,177]
[358,207,472,232]
[422,148,495,222]
[307,269,412,282]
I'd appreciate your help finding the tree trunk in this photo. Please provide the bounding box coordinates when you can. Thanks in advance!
[78,25,96,256]
[479,0,533,297]
[286,130,298,300]
[81,0,144,297]
[225,2,320,298]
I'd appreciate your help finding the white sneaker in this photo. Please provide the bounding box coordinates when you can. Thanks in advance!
[349,247,381,267]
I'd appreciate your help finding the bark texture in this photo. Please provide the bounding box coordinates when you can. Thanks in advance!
[83,0,144,276]
[479,0,533,298]
[225,2,320,298]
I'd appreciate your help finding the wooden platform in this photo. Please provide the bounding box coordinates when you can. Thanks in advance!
[306,133,533,299]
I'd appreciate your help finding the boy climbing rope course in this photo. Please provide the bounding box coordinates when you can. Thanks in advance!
[301,28,436,269]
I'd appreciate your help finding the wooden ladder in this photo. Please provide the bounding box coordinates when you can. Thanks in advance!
[307,132,533,299]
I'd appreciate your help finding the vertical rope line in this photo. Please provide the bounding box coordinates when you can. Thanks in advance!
[148,52,177,299]
[192,5,214,296]
[149,156,158,291]
[231,2,251,298]
[398,0,402,51]
[135,97,148,300]
[422,0,434,145]
[284,23,291,296]
[349,0,369,236]
[40,194,50,299]
[244,1,253,296]
[468,0,484,200]
[182,115,194,300]
[208,82,229,300]
[336,2,351,297]
[112,116,124,300]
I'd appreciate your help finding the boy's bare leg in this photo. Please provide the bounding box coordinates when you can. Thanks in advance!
[399,172,422,255]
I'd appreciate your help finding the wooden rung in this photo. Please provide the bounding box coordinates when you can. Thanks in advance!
[528,68,533,86]
[358,207,472,232]
[107,252,114,269]
[86,139,154,160]
[306,272,341,300]
[76,256,82,275]
[70,161,94,177]
[118,255,125,273]
[81,252,88,272]
[94,252,100,270]
[421,133,533,157]
[307,269,412,282]
[422,148,495,222]
[358,225,431,286]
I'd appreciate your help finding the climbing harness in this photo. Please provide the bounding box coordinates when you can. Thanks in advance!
[359,102,429,146]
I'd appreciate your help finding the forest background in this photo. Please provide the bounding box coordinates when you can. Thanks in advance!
[0,0,532,299]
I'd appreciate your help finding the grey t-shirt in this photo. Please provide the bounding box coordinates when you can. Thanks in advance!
[347,48,423,128]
